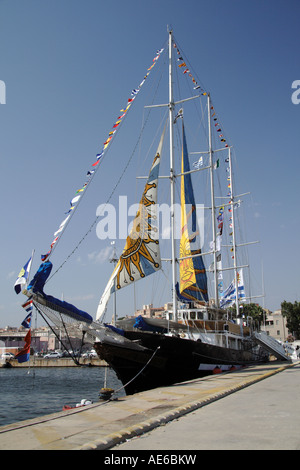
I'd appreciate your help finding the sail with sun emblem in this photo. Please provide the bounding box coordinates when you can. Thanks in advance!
[179,123,208,302]
[96,127,165,321]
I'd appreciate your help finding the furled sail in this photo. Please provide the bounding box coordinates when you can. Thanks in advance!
[96,127,165,321]
[179,123,208,302]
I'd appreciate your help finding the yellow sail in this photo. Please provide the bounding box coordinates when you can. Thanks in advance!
[179,124,208,302]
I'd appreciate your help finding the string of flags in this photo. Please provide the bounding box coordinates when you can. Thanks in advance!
[173,39,242,302]
[41,47,165,262]
[21,299,33,328]
[226,164,234,261]
[210,102,233,293]
[211,105,236,265]
[209,108,232,295]
[174,39,229,171]
[225,157,237,261]
[173,42,207,96]
[173,40,229,297]
[216,206,224,295]
[210,105,229,149]
[216,157,234,295]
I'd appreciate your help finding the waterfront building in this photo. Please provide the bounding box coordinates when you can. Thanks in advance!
[134,304,166,319]
[261,309,290,342]
[0,326,93,354]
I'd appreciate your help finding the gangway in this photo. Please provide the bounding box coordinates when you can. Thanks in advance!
[253,331,291,361]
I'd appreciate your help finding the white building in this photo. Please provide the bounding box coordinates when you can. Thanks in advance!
[261,309,290,342]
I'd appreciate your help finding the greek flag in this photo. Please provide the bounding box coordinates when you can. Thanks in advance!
[220,269,246,308]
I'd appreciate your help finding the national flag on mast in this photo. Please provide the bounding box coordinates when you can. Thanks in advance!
[15,329,31,363]
[14,255,33,294]
[219,269,246,308]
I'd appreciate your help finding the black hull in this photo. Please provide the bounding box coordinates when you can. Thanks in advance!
[94,330,268,395]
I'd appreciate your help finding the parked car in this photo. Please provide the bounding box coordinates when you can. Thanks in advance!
[82,349,98,358]
[1,352,15,360]
[34,351,44,357]
[43,351,62,359]
[61,350,70,357]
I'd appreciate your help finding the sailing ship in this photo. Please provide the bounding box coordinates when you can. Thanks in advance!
[17,30,290,395]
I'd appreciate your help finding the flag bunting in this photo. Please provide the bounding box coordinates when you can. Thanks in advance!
[21,299,33,328]
[173,42,207,97]
[41,47,165,262]
[210,105,229,149]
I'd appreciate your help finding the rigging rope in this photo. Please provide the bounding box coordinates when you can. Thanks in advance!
[34,302,81,365]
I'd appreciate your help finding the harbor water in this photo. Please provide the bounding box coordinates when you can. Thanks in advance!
[0,366,124,427]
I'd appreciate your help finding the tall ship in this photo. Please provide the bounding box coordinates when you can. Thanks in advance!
[16,30,289,394]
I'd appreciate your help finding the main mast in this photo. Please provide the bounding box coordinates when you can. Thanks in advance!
[168,29,178,322]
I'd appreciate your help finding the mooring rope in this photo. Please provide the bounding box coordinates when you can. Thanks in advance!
[111,345,161,397]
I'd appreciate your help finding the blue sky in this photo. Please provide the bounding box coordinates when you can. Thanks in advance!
[0,0,299,327]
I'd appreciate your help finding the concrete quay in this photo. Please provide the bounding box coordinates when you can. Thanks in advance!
[1,357,107,368]
[0,361,298,450]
